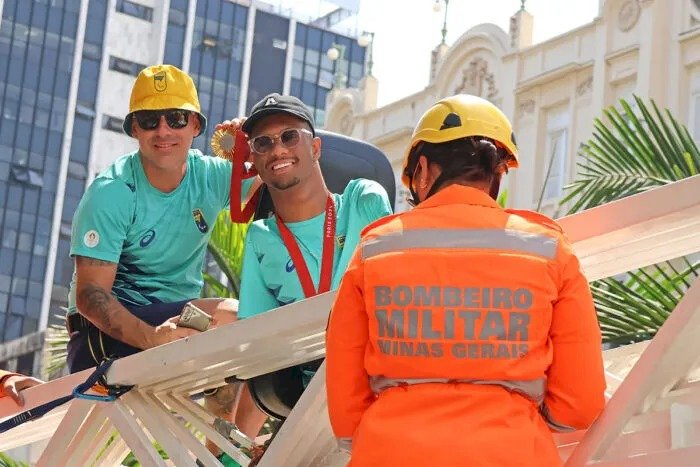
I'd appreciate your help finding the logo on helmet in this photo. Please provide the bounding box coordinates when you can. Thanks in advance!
[440,113,461,130]
[154,71,167,92]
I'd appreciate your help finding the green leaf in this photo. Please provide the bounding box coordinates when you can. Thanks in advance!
[204,210,249,299]
[0,453,29,467]
[558,96,700,345]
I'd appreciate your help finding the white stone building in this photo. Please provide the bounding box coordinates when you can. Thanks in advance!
[325,0,700,215]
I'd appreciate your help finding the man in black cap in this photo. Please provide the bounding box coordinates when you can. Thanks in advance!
[204,93,393,464]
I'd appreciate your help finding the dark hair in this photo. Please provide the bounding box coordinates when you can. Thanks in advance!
[418,136,508,186]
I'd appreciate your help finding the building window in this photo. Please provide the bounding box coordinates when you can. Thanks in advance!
[116,0,153,22]
[168,9,187,26]
[291,25,365,128]
[692,92,700,141]
[693,0,700,18]
[10,166,44,188]
[109,56,145,76]
[691,71,700,142]
[189,0,247,153]
[542,106,570,203]
[543,129,568,201]
[102,115,125,133]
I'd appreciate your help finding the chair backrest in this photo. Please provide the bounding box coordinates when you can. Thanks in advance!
[254,129,396,220]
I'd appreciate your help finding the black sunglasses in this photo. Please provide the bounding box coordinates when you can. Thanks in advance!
[248,128,313,154]
[134,109,191,131]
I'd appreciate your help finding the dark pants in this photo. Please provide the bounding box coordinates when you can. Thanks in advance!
[66,299,193,373]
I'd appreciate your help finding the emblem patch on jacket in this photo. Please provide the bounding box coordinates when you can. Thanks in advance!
[192,209,208,233]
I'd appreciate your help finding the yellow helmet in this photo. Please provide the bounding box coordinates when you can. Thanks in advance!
[123,64,207,137]
[401,94,518,188]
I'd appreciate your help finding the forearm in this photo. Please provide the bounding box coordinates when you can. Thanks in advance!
[326,346,373,439]
[77,283,156,349]
[545,251,606,430]
[0,372,19,396]
[544,340,606,430]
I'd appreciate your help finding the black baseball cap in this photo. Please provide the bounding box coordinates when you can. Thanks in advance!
[242,93,316,136]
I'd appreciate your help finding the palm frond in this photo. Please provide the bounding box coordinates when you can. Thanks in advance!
[496,189,508,208]
[592,260,699,345]
[555,96,700,346]
[561,95,700,213]
[0,453,28,467]
[43,314,69,378]
[205,210,249,298]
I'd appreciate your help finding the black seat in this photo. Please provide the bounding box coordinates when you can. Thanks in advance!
[247,130,396,420]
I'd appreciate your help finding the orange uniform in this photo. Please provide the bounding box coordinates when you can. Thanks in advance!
[326,185,606,466]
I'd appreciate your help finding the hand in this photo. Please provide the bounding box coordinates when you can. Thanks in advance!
[209,308,238,328]
[2,375,44,406]
[215,117,246,134]
[150,319,200,348]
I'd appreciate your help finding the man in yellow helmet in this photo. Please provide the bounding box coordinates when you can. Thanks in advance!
[325,94,606,466]
[66,65,238,373]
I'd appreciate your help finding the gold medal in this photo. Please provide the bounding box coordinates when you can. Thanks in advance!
[210,127,236,161]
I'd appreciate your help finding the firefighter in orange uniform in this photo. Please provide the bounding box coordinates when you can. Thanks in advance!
[325,94,606,466]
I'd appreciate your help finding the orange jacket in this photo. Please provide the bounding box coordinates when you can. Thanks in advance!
[326,185,606,466]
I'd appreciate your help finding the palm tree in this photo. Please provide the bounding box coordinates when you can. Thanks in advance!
[558,95,700,345]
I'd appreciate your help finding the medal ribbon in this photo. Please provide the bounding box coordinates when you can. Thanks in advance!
[276,195,336,297]
[227,129,260,223]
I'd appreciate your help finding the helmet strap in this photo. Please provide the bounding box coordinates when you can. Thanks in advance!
[406,162,421,207]
[424,170,450,200]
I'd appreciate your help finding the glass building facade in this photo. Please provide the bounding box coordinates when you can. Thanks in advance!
[0,0,82,354]
[0,0,365,373]
[292,23,365,125]
[189,0,248,153]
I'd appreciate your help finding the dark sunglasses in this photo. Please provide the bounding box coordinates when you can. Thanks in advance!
[248,128,313,154]
[134,109,191,131]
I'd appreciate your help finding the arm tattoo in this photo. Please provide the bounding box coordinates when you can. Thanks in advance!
[78,284,127,342]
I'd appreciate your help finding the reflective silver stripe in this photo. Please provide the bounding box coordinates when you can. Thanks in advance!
[540,404,576,432]
[336,437,352,452]
[361,229,557,260]
[369,376,545,404]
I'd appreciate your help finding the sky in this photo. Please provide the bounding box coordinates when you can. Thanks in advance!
[355,0,601,106]
[272,0,601,106]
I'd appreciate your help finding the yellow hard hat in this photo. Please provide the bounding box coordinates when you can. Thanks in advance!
[123,64,207,137]
[401,94,518,188]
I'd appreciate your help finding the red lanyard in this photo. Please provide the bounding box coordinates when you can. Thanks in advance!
[227,128,260,223]
[276,195,336,298]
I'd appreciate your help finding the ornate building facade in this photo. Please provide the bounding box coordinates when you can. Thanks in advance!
[325,0,700,214]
